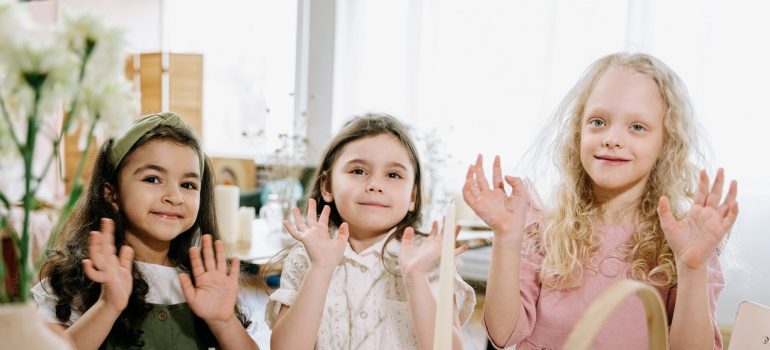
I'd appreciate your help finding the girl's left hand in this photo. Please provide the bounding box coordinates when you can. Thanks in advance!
[399,221,468,278]
[179,234,241,326]
[658,168,739,270]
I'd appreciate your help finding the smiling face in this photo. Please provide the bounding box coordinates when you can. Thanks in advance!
[108,140,202,251]
[579,67,666,199]
[321,133,417,239]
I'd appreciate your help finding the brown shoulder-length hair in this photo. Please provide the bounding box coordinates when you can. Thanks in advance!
[39,124,250,348]
[307,113,425,259]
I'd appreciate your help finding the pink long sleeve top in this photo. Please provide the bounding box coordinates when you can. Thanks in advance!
[485,225,725,350]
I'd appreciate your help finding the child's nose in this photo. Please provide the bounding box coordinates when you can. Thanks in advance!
[366,179,384,193]
[163,186,184,205]
[602,128,623,148]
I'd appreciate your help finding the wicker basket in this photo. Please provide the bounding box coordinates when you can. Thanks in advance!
[563,280,669,350]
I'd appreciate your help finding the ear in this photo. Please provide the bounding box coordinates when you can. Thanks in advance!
[103,183,120,212]
[408,187,416,212]
[320,175,334,203]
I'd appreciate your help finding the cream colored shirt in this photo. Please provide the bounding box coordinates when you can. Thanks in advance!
[266,230,476,349]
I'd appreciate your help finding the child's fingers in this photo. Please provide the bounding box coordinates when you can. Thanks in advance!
[178,273,196,302]
[201,234,216,272]
[337,222,350,242]
[402,227,415,247]
[291,207,307,231]
[87,231,106,266]
[214,239,226,272]
[189,246,205,277]
[100,218,115,250]
[431,220,439,236]
[706,168,725,208]
[306,198,318,225]
[82,259,104,282]
[454,224,462,238]
[463,174,480,203]
[474,154,491,191]
[719,180,738,218]
[118,245,135,271]
[656,196,677,233]
[722,201,739,232]
[454,245,469,257]
[318,205,331,227]
[505,176,526,197]
[693,170,709,206]
[492,155,504,190]
[283,220,301,240]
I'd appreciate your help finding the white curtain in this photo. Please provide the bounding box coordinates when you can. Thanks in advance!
[332,0,770,325]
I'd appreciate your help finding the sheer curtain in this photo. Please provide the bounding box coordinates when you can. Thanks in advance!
[332,0,770,325]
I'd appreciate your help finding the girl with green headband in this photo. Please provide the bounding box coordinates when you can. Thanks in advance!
[32,112,259,349]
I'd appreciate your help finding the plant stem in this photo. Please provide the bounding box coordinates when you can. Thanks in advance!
[32,42,93,196]
[0,93,23,153]
[37,114,99,268]
[19,87,42,302]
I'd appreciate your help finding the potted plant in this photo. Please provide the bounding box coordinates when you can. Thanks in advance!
[0,3,133,347]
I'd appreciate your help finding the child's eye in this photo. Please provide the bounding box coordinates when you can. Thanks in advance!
[143,176,161,184]
[387,172,402,179]
[630,124,647,132]
[588,119,605,127]
[350,168,366,175]
[181,182,199,190]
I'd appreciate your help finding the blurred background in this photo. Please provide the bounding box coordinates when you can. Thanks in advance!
[7,1,770,348]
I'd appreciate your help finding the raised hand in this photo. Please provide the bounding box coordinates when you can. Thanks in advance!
[284,198,348,269]
[179,234,240,325]
[82,218,135,313]
[399,221,467,277]
[462,154,529,237]
[658,168,739,270]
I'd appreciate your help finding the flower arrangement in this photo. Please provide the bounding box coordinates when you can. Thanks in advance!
[0,2,133,303]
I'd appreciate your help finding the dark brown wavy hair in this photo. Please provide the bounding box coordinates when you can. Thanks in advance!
[38,124,251,348]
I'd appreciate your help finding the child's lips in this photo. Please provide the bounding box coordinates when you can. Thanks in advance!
[358,201,389,208]
[594,155,630,164]
[151,211,183,220]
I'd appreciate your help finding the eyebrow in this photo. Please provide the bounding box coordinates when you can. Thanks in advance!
[346,159,410,171]
[132,164,200,179]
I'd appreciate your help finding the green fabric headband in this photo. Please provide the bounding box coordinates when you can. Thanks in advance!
[110,112,204,176]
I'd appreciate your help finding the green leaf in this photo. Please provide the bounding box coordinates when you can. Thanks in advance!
[0,191,10,211]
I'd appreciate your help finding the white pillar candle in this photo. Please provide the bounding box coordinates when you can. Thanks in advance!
[433,200,456,350]
[238,206,255,244]
[214,184,239,245]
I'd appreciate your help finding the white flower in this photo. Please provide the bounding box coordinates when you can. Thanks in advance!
[0,41,79,124]
[59,12,126,89]
[74,79,134,149]
[0,1,29,48]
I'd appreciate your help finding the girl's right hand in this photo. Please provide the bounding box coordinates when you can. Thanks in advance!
[462,155,529,238]
[82,218,135,313]
[284,198,349,269]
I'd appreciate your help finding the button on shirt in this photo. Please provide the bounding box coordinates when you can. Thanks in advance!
[267,229,476,350]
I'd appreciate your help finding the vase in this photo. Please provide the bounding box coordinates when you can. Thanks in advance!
[0,302,74,350]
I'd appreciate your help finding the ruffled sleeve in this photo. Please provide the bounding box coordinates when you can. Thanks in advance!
[31,278,81,325]
[265,244,310,328]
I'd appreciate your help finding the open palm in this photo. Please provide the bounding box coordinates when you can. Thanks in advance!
[284,198,348,269]
[658,169,739,270]
[399,222,466,277]
[462,155,529,237]
[179,234,240,324]
[82,218,134,312]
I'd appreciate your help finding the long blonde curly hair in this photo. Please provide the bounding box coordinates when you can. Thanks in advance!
[537,52,705,289]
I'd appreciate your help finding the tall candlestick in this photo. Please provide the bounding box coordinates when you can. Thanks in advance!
[214,184,239,245]
[433,200,456,350]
